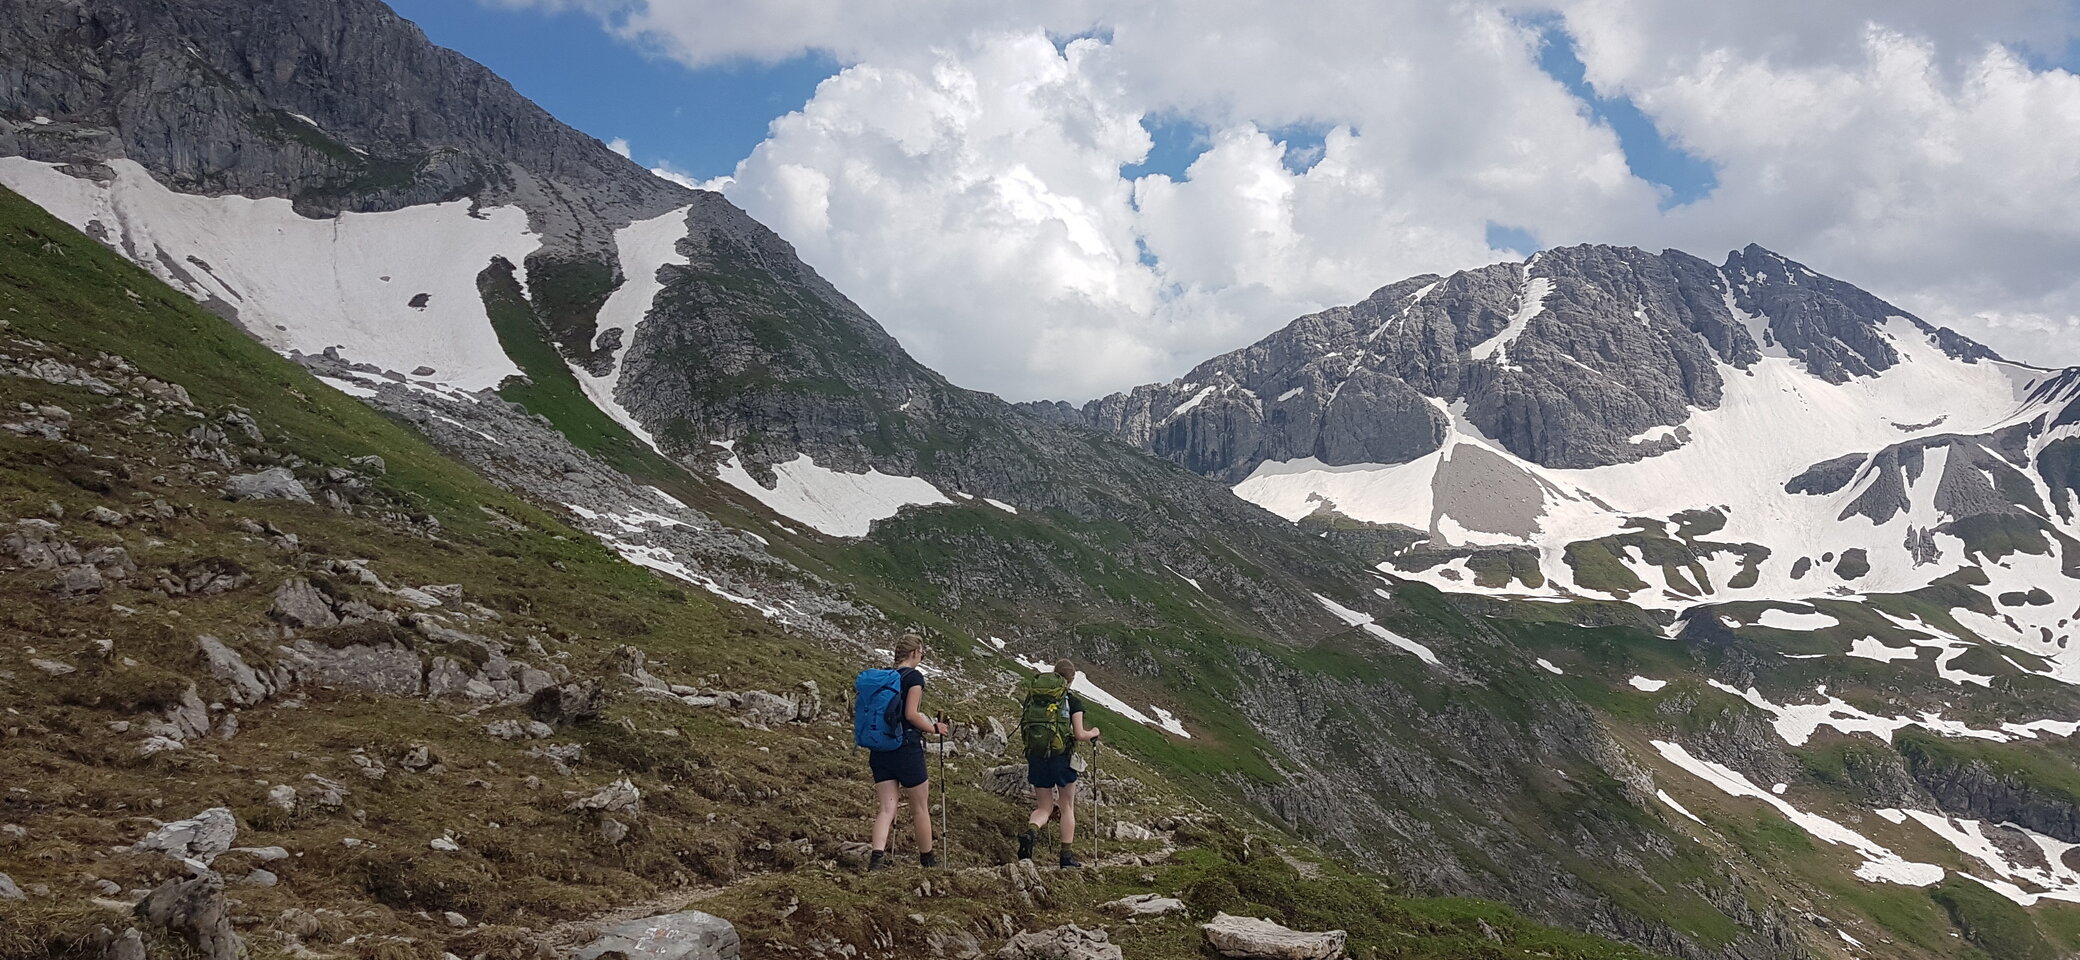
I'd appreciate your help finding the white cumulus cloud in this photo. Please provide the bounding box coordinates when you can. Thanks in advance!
[494,0,2080,399]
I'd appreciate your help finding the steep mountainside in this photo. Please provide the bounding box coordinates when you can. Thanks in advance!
[9,1,2080,958]
[0,184,1676,960]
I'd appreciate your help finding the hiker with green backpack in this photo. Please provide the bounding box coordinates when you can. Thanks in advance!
[1015,659,1102,868]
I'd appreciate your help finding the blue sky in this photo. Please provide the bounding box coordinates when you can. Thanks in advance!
[387,0,836,180]
[390,2,1717,252]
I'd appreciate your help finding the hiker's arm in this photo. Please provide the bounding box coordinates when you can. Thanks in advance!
[1072,711,1100,741]
[904,685,947,736]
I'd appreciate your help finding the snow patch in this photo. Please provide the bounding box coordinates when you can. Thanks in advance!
[0,157,539,391]
[1656,790,1704,824]
[1011,656,1191,738]
[714,451,951,538]
[572,205,694,450]
[1469,268,1553,370]
[1167,385,1218,421]
[1313,594,1441,665]
[1628,676,1669,692]
[1652,740,1943,886]
[1536,658,1565,675]
[1749,608,1842,631]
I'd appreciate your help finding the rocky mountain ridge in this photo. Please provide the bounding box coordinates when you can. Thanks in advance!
[1032,243,2010,478]
[8,1,2080,958]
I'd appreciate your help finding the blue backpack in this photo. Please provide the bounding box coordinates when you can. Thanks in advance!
[853,668,906,751]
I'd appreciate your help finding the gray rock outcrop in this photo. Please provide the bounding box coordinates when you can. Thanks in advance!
[134,874,242,960]
[995,924,1123,960]
[1048,244,2003,474]
[130,807,237,864]
[224,468,312,503]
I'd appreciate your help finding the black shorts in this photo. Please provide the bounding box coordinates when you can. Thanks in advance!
[870,740,928,788]
[1027,752,1078,789]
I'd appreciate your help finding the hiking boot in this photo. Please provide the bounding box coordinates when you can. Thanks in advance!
[1017,827,1037,862]
[868,849,889,871]
[1058,849,1082,869]
[920,851,939,868]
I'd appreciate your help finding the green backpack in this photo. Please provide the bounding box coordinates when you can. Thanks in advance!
[1018,672,1074,758]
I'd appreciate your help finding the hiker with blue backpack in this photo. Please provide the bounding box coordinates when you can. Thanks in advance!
[1016,659,1102,868]
[854,633,949,870]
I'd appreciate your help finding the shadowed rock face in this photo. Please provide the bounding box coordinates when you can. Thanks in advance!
[1045,244,2000,474]
[0,0,689,258]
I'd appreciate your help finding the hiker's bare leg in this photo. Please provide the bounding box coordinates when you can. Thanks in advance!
[1029,786,1056,829]
[1058,782,1078,845]
[871,779,900,850]
[906,782,935,853]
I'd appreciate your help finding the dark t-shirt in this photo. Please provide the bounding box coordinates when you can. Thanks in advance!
[898,667,927,748]
[1065,691,1086,754]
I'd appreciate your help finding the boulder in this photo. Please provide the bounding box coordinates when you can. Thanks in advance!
[301,775,349,808]
[89,927,147,960]
[131,808,237,864]
[572,910,741,960]
[197,635,272,706]
[607,644,667,690]
[427,657,472,698]
[279,640,423,696]
[269,579,339,629]
[794,680,822,722]
[134,874,243,960]
[529,678,608,726]
[739,690,797,728]
[568,778,641,815]
[1109,822,1155,842]
[0,871,23,900]
[1100,893,1185,918]
[224,468,313,503]
[4,518,78,568]
[484,719,554,741]
[51,564,105,596]
[995,924,1122,960]
[1201,914,1347,960]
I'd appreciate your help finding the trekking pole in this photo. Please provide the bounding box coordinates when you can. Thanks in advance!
[938,725,950,865]
[1088,737,1102,851]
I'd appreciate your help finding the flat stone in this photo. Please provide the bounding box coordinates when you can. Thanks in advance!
[1201,913,1347,960]
[131,808,238,864]
[223,468,312,503]
[1100,893,1185,918]
[573,911,741,960]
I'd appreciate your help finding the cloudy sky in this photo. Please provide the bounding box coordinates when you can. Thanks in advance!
[391,0,2080,402]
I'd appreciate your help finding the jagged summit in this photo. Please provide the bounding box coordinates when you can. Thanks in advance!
[1037,241,2027,479]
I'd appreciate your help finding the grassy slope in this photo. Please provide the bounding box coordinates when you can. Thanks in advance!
[0,184,1668,960]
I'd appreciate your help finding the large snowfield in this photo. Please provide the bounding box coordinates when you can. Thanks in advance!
[0,158,539,391]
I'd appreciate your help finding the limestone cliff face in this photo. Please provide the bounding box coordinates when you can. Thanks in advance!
[1042,244,2001,476]
[0,0,689,258]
